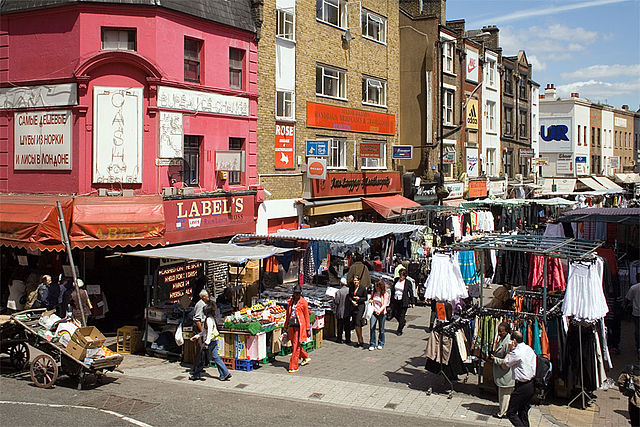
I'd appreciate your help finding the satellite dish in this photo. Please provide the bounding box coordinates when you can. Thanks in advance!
[342,29,353,43]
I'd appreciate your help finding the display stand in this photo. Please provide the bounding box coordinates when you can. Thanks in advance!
[567,324,588,409]
[426,319,454,399]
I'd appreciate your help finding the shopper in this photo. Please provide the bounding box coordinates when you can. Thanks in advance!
[347,252,371,289]
[334,277,350,343]
[349,275,367,347]
[193,289,210,334]
[33,274,52,309]
[618,361,640,427]
[502,331,537,427]
[489,322,515,419]
[70,279,92,325]
[390,268,414,336]
[369,280,387,350]
[327,256,341,287]
[285,285,311,373]
[189,303,231,381]
[626,273,640,355]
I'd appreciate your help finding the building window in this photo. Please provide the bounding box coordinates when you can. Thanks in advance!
[598,128,601,147]
[518,74,527,99]
[361,141,386,169]
[504,68,513,95]
[504,106,513,135]
[591,127,596,146]
[101,28,136,51]
[443,143,456,178]
[486,148,496,176]
[276,90,294,120]
[229,48,244,90]
[183,135,201,186]
[361,9,386,43]
[316,0,347,28]
[486,100,496,131]
[486,59,496,87]
[583,126,587,146]
[519,110,528,138]
[277,9,295,40]
[228,138,244,185]
[443,89,454,125]
[316,64,346,99]
[578,126,582,146]
[443,41,454,74]
[184,38,202,83]
[327,138,346,168]
[362,76,386,107]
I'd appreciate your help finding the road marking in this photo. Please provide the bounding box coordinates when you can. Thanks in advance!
[0,400,153,427]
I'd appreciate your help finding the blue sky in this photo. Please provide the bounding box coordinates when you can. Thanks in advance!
[446,0,640,109]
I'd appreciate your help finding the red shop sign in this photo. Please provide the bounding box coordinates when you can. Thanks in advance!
[468,180,487,198]
[306,102,395,135]
[360,142,381,158]
[311,172,401,198]
[275,123,295,169]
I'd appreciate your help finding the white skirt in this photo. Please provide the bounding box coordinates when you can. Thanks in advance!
[424,253,469,302]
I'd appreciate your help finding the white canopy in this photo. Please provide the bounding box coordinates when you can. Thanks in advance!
[265,222,425,244]
[123,243,293,264]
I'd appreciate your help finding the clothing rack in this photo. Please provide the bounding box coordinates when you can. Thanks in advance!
[567,318,601,410]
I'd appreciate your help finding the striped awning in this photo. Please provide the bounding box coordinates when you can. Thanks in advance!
[266,221,425,244]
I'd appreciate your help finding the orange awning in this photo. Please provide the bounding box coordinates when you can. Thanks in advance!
[0,194,72,251]
[361,194,420,218]
[69,196,165,249]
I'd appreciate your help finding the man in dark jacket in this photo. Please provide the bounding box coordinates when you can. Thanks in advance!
[347,253,371,289]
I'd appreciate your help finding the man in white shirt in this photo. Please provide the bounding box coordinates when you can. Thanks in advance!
[193,289,210,334]
[626,274,640,353]
[502,331,537,427]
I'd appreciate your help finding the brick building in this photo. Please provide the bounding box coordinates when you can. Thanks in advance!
[255,0,401,229]
[613,106,635,173]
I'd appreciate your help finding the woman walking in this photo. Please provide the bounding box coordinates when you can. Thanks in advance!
[489,322,515,418]
[285,285,311,373]
[190,303,231,381]
[369,280,387,350]
[349,275,367,347]
[390,269,414,336]
[70,279,92,325]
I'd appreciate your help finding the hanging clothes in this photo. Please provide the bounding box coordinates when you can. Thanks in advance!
[458,251,479,285]
[424,252,469,302]
[527,255,566,292]
[562,257,609,322]
[544,222,566,237]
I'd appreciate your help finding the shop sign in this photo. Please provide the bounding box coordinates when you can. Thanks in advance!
[414,183,437,204]
[93,86,143,183]
[392,145,413,159]
[442,151,456,164]
[157,261,203,302]
[444,182,464,199]
[466,99,478,130]
[275,123,295,169]
[306,139,329,157]
[465,49,479,83]
[539,117,572,153]
[575,156,588,175]
[609,156,620,169]
[488,179,507,196]
[311,172,401,198]
[1,83,77,109]
[306,102,395,135]
[615,117,627,128]
[216,151,243,171]
[14,110,72,170]
[468,180,487,198]
[466,148,479,178]
[553,178,576,194]
[533,157,549,166]
[519,148,534,158]
[157,86,248,116]
[307,157,327,180]
[159,111,183,158]
[360,142,381,158]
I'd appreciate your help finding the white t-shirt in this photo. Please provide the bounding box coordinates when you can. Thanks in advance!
[627,283,640,317]
[394,280,405,300]
[504,343,537,382]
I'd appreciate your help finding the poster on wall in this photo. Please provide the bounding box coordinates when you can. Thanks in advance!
[93,86,143,183]
[539,117,572,153]
[465,49,479,83]
[307,158,327,180]
[275,123,294,169]
[466,99,478,130]
[575,156,588,175]
[466,148,479,178]
[159,112,183,158]
[14,110,72,170]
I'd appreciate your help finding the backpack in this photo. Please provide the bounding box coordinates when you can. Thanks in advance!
[534,354,552,391]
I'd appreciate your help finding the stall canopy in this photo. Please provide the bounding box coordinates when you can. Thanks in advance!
[258,221,424,244]
[69,196,165,249]
[123,242,293,264]
[361,194,420,218]
[593,176,624,191]
[615,173,640,184]
[559,207,640,225]
[0,194,72,251]
[578,177,607,192]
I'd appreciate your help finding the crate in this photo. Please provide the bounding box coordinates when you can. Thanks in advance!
[258,354,276,364]
[235,358,256,372]
[302,341,315,352]
[116,326,143,354]
[279,345,293,356]
[220,356,236,371]
[313,329,323,349]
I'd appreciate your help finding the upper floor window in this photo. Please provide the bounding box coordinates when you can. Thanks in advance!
[316,0,347,28]
[362,76,386,107]
[486,59,496,87]
[578,126,582,146]
[229,48,245,90]
[228,138,244,185]
[443,41,454,74]
[518,74,528,100]
[102,28,136,51]
[360,141,386,169]
[184,38,202,83]
[276,90,294,120]
[443,89,454,125]
[316,64,346,99]
[486,100,496,132]
[327,137,346,169]
[183,135,201,186]
[362,9,386,44]
[504,106,513,135]
[504,68,513,95]
[519,110,528,138]
[277,9,295,40]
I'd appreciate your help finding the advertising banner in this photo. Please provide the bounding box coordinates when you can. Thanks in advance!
[539,117,572,153]
[307,102,395,135]
[159,112,183,158]
[311,172,401,198]
[307,158,327,180]
[465,49,479,83]
[392,145,413,159]
[466,148,479,178]
[360,142,381,158]
[275,123,295,168]
[306,139,329,157]
[14,110,72,170]
[466,99,479,130]
[468,180,487,198]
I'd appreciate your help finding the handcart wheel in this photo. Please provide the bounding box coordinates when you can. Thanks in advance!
[30,354,58,388]
[9,343,30,371]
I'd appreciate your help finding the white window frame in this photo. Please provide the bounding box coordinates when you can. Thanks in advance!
[362,76,387,107]
[276,90,294,120]
[360,140,387,170]
[486,59,496,87]
[443,41,455,75]
[486,148,496,176]
[101,28,136,51]
[443,141,456,178]
[361,9,386,44]
[316,0,347,29]
[276,8,295,41]
[486,100,496,132]
[443,89,454,126]
[327,137,347,169]
[316,64,347,100]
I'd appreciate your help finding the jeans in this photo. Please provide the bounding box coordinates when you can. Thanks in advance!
[369,312,385,347]
[191,339,230,380]
[506,379,534,427]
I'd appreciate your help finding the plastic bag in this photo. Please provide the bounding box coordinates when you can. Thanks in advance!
[174,323,184,346]
[364,301,375,320]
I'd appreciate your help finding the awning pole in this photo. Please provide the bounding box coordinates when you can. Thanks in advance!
[56,201,86,327]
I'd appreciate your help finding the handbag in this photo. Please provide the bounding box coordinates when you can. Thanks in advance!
[289,315,300,328]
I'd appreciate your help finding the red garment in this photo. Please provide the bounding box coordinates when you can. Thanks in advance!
[527,322,533,347]
[606,224,617,243]
[285,296,310,341]
[596,248,618,276]
[288,326,309,371]
[540,322,550,359]
[527,254,566,292]
[373,260,383,272]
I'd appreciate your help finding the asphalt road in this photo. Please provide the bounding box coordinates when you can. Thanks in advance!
[0,371,478,427]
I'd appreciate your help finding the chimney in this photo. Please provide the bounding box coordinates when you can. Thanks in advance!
[571,93,579,98]
[622,105,629,110]
[481,25,500,49]
[545,84,557,100]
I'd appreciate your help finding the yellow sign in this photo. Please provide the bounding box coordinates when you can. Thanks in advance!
[466,99,479,130]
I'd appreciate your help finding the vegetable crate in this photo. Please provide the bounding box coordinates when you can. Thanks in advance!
[302,341,315,352]
[219,356,235,371]
[235,358,257,372]
[279,345,293,356]
[258,354,276,364]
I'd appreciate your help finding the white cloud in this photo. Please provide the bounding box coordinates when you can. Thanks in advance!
[499,24,600,57]
[561,64,640,79]
[528,55,547,72]
[556,78,640,99]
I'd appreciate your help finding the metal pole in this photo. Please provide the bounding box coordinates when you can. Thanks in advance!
[479,250,484,307]
[56,201,86,327]
[438,36,444,206]
[543,256,548,323]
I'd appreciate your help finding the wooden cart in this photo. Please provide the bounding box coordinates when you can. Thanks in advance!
[8,309,123,389]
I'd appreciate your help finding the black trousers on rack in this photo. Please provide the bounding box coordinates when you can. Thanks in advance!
[506,379,535,427]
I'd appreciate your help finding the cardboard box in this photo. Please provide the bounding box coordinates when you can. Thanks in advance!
[234,334,247,359]
[222,332,235,358]
[229,260,260,283]
[271,328,283,354]
[66,340,87,361]
[72,326,106,349]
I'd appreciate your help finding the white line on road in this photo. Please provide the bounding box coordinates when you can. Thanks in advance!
[0,400,154,427]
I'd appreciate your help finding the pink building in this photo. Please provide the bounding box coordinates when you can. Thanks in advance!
[0,0,262,247]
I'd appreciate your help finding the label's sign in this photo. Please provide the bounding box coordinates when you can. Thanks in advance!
[468,180,487,198]
[539,117,572,153]
[93,86,143,183]
[157,86,248,116]
[159,112,183,158]
[307,102,395,135]
[360,142,381,158]
[465,49,479,83]
[444,182,464,199]
[392,145,413,159]
[466,148,479,178]
[311,172,401,198]
[275,123,295,169]
[14,110,72,170]
[164,196,252,233]
[519,148,534,158]
[307,157,327,180]
[306,139,329,157]
[466,99,478,130]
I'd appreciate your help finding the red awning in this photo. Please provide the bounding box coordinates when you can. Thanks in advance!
[69,196,165,249]
[361,194,420,218]
[0,194,72,251]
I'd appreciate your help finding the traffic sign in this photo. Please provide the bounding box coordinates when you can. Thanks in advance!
[306,140,329,157]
